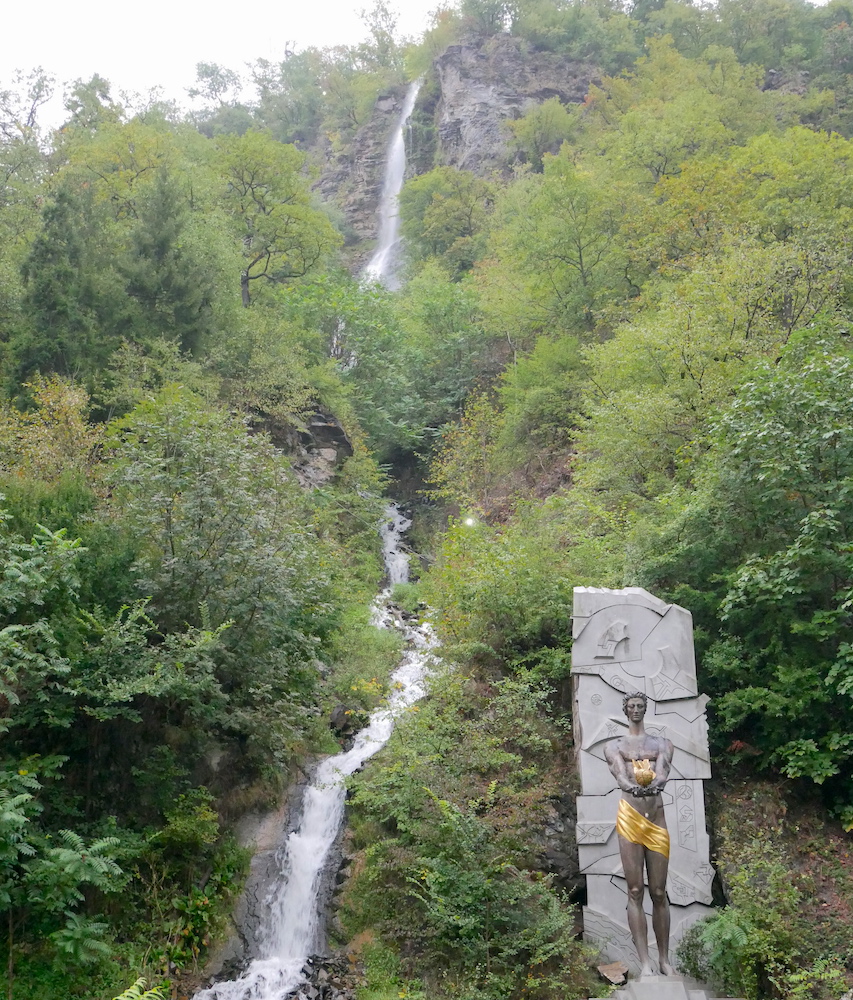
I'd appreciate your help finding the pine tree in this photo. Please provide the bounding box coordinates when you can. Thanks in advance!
[122,167,216,355]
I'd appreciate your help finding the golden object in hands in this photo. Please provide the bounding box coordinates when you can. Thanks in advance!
[632,758,656,787]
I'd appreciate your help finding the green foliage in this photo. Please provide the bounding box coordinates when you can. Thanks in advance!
[0,510,80,734]
[400,168,494,278]
[214,130,342,304]
[389,583,425,615]
[356,940,426,1000]
[106,385,339,762]
[512,0,641,72]
[149,789,219,866]
[7,9,853,995]
[119,166,218,355]
[427,335,584,513]
[496,336,584,461]
[506,98,577,171]
[12,184,116,385]
[422,503,621,675]
[677,808,850,1000]
[324,606,404,716]
[481,154,628,340]
[460,0,518,36]
[343,668,602,999]
[774,959,850,1000]
[678,836,800,999]
[112,980,166,1000]
[626,340,853,813]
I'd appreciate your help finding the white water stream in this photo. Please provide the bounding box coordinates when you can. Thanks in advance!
[197,505,436,1000]
[362,79,422,289]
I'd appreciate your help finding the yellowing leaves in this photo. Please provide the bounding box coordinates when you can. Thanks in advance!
[0,376,101,482]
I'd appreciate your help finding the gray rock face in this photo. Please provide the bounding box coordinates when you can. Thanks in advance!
[252,409,354,489]
[314,86,407,249]
[571,587,715,974]
[434,35,597,173]
[314,36,597,265]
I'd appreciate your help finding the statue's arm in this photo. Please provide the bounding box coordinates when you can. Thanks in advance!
[604,741,637,793]
[648,739,674,793]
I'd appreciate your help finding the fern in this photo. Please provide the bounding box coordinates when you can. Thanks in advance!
[112,978,166,1000]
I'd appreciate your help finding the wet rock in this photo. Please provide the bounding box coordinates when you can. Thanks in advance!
[314,85,408,249]
[249,409,354,489]
[330,705,356,737]
[533,791,583,894]
[434,35,597,174]
[763,66,811,95]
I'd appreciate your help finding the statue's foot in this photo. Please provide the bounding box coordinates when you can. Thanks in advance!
[659,959,677,976]
[639,962,654,977]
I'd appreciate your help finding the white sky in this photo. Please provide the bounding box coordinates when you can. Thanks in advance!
[2,0,438,124]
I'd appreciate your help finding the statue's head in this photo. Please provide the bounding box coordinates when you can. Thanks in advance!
[622,691,648,718]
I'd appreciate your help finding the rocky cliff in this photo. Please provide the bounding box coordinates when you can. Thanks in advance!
[432,35,597,174]
[317,36,598,255]
[314,86,408,257]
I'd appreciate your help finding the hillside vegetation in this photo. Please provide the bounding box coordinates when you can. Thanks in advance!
[2,0,853,997]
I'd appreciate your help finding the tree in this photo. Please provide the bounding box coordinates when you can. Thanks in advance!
[121,167,217,354]
[577,38,784,186]
[214,131,341,305]
[460,0,519,35]
[481,153,628,338]
[61,74,123,135]
[0,69,52,333]
[577,234,846,503]
[189,62,254,138]
[507,97,577,171]
[12,185,118,383]
[251,50,328,145]
[358,1,406,73]
[107,387,337,762]
[188,62,243,107]
[632,337,853,826]
[0,376,100,482]
[400,167,494,277]
[0,759,126,994]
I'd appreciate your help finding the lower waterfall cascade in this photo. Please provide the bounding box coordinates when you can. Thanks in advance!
[195,505,437,1000]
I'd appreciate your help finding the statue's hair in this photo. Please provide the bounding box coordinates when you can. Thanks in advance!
[622,691,648,711]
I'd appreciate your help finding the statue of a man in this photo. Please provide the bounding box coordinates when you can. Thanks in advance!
[603,691,676,976]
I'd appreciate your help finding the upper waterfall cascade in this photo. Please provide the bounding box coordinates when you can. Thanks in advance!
[196,505,436,1000]
[362,79,422,290]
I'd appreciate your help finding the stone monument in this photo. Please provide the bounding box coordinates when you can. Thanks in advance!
[571,587,716,986]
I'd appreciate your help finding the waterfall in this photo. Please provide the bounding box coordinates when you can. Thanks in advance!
[196,504,436,1000]
[362,79,422,290]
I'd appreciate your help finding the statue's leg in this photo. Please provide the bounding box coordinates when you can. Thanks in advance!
[645,848,675,975]
[619,836,652,976]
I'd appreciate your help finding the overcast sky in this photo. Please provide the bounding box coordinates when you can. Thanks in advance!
[3,0,438,125]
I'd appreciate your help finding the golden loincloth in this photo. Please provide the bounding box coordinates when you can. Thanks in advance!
[616,798,670,858]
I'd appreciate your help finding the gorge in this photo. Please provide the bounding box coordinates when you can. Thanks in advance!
[3,6,853,1000]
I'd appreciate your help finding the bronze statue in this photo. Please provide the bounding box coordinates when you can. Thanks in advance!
[603,691,676,976]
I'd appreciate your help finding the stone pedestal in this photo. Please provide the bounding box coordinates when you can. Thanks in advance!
[571,587,715,973]
[598,974,743,1000]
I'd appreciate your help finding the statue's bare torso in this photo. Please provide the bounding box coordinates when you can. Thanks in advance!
[604,734,673,823]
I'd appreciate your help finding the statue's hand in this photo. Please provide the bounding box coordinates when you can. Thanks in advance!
[632,785,660,797]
